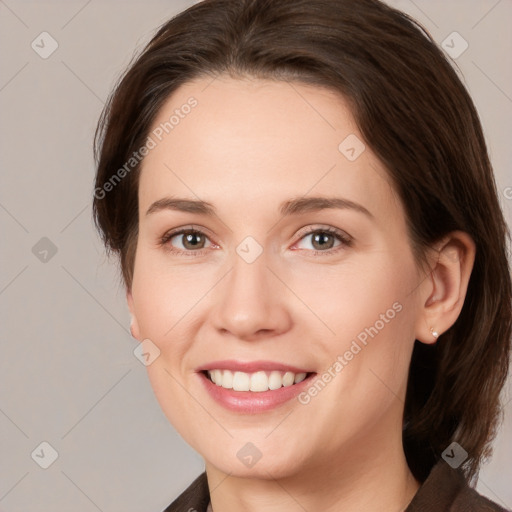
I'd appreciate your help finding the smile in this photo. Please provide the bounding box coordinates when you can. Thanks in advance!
[197,361,317,413]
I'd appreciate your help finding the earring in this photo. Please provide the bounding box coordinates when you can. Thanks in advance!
[430,327,439,340]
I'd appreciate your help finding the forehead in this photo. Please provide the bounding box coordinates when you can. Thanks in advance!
[138,75,398,221]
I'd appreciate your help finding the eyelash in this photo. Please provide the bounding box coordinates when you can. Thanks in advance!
[159,225,353,257]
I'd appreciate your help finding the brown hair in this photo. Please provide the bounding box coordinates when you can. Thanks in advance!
[93,0,511,483]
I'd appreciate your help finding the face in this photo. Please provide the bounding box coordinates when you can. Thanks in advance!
[128,76,427,479]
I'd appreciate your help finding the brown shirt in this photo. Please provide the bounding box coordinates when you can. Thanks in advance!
[162,461,510,511]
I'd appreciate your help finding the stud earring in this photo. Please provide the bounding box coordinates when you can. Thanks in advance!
[430,327,439,340]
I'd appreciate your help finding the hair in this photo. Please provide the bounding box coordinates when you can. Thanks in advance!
[93,0,511,483]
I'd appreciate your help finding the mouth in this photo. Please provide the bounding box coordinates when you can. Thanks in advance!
[196,362,317,413]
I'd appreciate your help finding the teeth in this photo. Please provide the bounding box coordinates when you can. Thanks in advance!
[250,371,268,392]
[268,371,283,390]
[295,372,307,384]
[221,370,233,389]
[283,371,295,387]
[233,371,250,391]
[206,370,308,392]
[213,369,222,386]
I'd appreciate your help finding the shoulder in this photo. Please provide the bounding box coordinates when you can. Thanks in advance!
[161,472,210,512]
[453,481,509,511]
[406,460,510,512]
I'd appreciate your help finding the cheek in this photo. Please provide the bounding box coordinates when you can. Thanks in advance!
[297,252,418,409]
[130,261,206,439]
[287,250,416,344]
[130,251,204,341]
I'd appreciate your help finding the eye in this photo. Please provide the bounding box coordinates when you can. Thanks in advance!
[160,227,214,256]
[293,226,352,255]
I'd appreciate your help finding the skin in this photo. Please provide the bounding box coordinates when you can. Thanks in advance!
[127,75,475,512]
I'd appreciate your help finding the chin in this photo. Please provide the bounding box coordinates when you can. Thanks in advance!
[202,441,309,479]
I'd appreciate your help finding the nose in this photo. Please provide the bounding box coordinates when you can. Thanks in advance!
[210,245,292,341]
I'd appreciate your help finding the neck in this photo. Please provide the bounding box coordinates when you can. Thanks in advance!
[205,431,421,512]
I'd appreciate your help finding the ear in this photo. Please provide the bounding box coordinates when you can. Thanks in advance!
[126,289,141,341]
[415,231,476,344]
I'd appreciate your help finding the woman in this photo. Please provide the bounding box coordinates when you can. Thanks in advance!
[92,0,511,510]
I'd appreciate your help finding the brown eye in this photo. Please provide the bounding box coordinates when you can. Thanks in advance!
[161,228,213,254]
[175,231,207,250]
[294,227,351,254]
[310,232,337,250]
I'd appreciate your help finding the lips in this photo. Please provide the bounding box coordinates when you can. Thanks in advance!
[196,360,316,412]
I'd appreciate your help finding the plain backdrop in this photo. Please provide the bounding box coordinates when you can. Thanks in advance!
[1,1,511,511]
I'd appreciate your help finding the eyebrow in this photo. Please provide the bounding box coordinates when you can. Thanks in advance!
[145,196,373,219]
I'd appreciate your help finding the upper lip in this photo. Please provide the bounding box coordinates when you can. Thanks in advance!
[196,360,313,374]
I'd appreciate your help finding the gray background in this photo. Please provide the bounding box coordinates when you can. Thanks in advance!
[0,1,511,511]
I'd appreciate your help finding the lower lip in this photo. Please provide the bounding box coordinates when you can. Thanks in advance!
[198,372,316,413]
